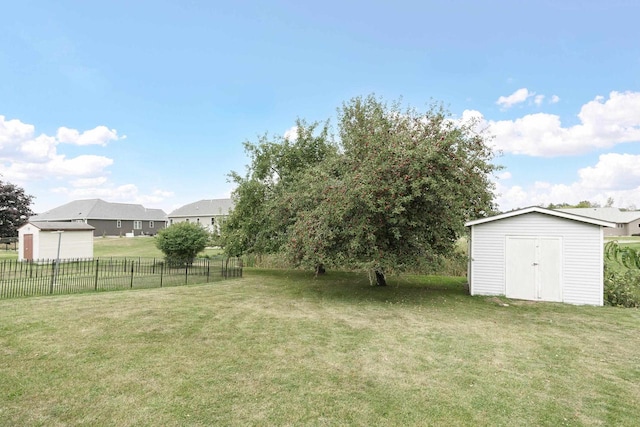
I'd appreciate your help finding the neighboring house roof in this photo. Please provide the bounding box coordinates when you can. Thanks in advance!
[25,221,95,231]
[465,206,616,228]
[168,199,234,218]
[31,199,168,222]
[556,207,640,224]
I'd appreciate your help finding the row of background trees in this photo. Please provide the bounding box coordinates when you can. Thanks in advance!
[547,198,637,211]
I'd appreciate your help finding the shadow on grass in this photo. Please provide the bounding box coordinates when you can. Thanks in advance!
[245,267,469,306]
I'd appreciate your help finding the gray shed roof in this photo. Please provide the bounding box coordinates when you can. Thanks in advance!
[26,221,95,231]
[465,206,616,228]
[31,199,168,221]
[556,207,640,224]
[168,199,234,218]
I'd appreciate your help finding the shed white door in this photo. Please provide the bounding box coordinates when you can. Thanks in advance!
[505,236,562,302]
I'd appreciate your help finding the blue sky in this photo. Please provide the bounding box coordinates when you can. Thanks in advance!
[2,0,639,214]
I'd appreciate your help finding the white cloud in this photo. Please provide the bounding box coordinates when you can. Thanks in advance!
[577,153,640,190]
[496,88,533,109]
[467,91,640,157]
[70,177,109,188]
[534,95,545,106]
[0,115,34,146]
[495,154,640,211]
[0,115,121,182]
[57,125,123,146]
[2,154,114,182]
[283,126,298,141]
[19,134,57,161]
[0,114,154,213]
[47,154,114,176]
[550,95,560,104]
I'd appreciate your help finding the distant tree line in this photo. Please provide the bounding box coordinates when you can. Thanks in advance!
[547,198,637,211]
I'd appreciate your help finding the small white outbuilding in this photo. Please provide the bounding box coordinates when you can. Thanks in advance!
[18,221,95,261]
[465,207,615,306]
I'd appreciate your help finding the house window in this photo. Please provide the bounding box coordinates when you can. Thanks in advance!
[170,219,173,225]
[149,221,154,229]
[134,220,142,230]
[117,220,122,228]
[185,219,189,223]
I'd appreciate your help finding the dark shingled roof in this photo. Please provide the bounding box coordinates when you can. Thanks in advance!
[168,199,234,218]
[31,199,168,222]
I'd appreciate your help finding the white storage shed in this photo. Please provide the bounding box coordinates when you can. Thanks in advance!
[465,207,615,306]
[18,221,95,261]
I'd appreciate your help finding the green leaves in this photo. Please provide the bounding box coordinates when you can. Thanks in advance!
[223,95,498,278]
[0,179,34,238]
[605,241,640,269]
[280,95,497,275]
[155,222,210,265]
[222,119,337,257]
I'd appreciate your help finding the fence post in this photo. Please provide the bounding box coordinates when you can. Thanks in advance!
[185,263,188,285]
[94,259,99,291]
[49,260,56,294]
[206,259,210,283]
[130,262,134,288]
[160,261,164,288]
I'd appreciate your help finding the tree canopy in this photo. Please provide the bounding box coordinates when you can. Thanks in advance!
[0,179,34,238]
[223,95,498,284]
[221,118,337,257]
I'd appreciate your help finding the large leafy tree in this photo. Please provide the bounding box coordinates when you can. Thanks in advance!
[282,95,498,285]
[0,179,34,238]
[222,119,337,257]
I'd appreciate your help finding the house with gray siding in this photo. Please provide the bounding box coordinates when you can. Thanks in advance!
[30,199,168,237]
[168,199,234,234]
[556,207,640,237]
[466,207,615,306]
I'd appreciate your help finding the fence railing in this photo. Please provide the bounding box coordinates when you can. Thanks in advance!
[0,256,242,299]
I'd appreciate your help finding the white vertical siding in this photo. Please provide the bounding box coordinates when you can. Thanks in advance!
[38,232,94,260]
[469,212,603,305]
[19,226,94,260]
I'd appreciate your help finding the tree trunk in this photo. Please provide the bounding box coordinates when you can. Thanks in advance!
[315,263,326,276]
[375,270,387,286]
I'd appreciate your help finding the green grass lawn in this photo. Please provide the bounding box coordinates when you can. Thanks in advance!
[606,236,640,251]
[0,236,223,260]
[1,269,639,426]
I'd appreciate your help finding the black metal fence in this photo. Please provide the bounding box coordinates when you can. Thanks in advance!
[0,237,17,251]
[0,257,242,299]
